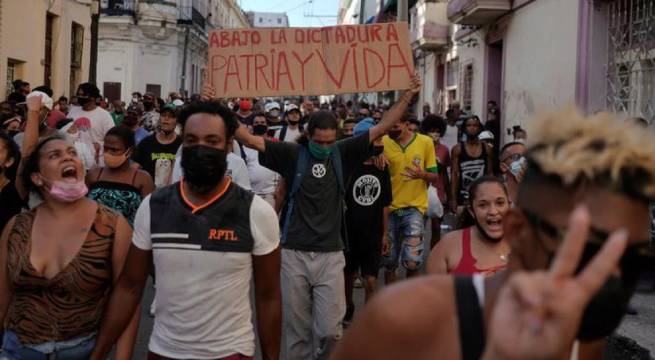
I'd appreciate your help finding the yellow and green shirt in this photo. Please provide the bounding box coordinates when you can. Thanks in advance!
[383,133,438,214]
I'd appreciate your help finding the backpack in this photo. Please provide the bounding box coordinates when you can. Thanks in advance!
[237,141,247,162]
[280,145,346,245]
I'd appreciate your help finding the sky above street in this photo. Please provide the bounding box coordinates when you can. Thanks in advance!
[239,0,339,27]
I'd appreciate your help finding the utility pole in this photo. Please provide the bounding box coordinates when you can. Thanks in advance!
[89,0,100,84]
[396,0,408,101]
[397,0,408,22]
[180,25,190,96]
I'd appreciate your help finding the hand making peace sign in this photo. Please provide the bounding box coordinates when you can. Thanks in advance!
[483,206,628,360]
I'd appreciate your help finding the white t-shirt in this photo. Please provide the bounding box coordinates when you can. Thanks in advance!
[132,194,279,358]
[274,126,302,142]
[67,106,114,146]
[171,146,252,191]
[442,124,459,152]
[243,146,280,196]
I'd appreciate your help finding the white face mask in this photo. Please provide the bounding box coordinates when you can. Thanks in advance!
[509,157,526,177]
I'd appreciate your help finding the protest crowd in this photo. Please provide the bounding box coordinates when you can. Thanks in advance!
[0,42,654,360]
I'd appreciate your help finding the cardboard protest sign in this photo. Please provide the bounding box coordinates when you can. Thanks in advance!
[207,22,415,98]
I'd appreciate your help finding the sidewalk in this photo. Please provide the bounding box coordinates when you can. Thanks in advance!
[612,277,655,360]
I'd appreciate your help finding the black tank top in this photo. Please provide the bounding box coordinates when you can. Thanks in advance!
[458,142,488,203]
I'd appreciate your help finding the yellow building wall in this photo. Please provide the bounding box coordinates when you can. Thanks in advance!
[0,0,92,99]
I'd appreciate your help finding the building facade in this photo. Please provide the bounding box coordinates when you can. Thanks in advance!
[245,11,289,28]
[448,0,655,142]
[0,0,92,99]
[410,0,456,115]
[97,0,249,103]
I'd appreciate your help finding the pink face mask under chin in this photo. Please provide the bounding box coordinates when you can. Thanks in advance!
[40,176,88,202]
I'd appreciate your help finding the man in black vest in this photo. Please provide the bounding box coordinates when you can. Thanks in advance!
[235,76,421,359]
[91,101,282,360]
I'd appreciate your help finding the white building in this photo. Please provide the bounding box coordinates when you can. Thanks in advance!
[246,11,289,28]
[448,0,655,140]
[410,0,456,116]
[0,0,91,99]
[97,0,249,103]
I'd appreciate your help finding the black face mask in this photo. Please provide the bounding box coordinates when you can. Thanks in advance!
[288,120,300,126]
[571,242,640,340]
[372,145,384,156]
[576,275,635,340]
[77,96,91,106]
[7,130,20,138]
[527,208,641,341]
[181,145,228,194]
[253,124,268,136]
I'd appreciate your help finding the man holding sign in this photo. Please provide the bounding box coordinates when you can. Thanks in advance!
[232,72,420,359]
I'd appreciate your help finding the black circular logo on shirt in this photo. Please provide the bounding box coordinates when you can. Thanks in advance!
[353,175,381,206]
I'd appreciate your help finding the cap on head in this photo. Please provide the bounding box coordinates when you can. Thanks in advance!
[479,130,495,141]
[285,104,300,114]
[160,104,178,117]
[265,101,280,113]
[26,91,53,111]
[353,117,376,137]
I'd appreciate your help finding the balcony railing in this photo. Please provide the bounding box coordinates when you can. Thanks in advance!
[410,0,450,50]
[178,5,205,30]
[100,0,136,16]
[447,0,511,25]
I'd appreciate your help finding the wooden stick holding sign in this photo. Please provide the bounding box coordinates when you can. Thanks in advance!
[207,22,415,98]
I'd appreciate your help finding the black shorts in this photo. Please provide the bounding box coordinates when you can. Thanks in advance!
[344,227,382,278]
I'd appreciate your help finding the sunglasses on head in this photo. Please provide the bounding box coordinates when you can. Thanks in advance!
[522,208,652,278]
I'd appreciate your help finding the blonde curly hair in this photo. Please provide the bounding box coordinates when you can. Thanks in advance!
[525,108,655,201]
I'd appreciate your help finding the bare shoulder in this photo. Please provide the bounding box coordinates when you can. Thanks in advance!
[333,275,457,359]
[86,167,100,183]
[136,169,152,182]
[451,144,462,157]
[439,229,462,249]
[427,230,462,274]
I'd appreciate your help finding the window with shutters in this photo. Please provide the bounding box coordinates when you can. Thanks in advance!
[461,62,473,111]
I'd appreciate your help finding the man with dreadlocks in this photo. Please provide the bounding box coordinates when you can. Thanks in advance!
[331,109,654,360]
